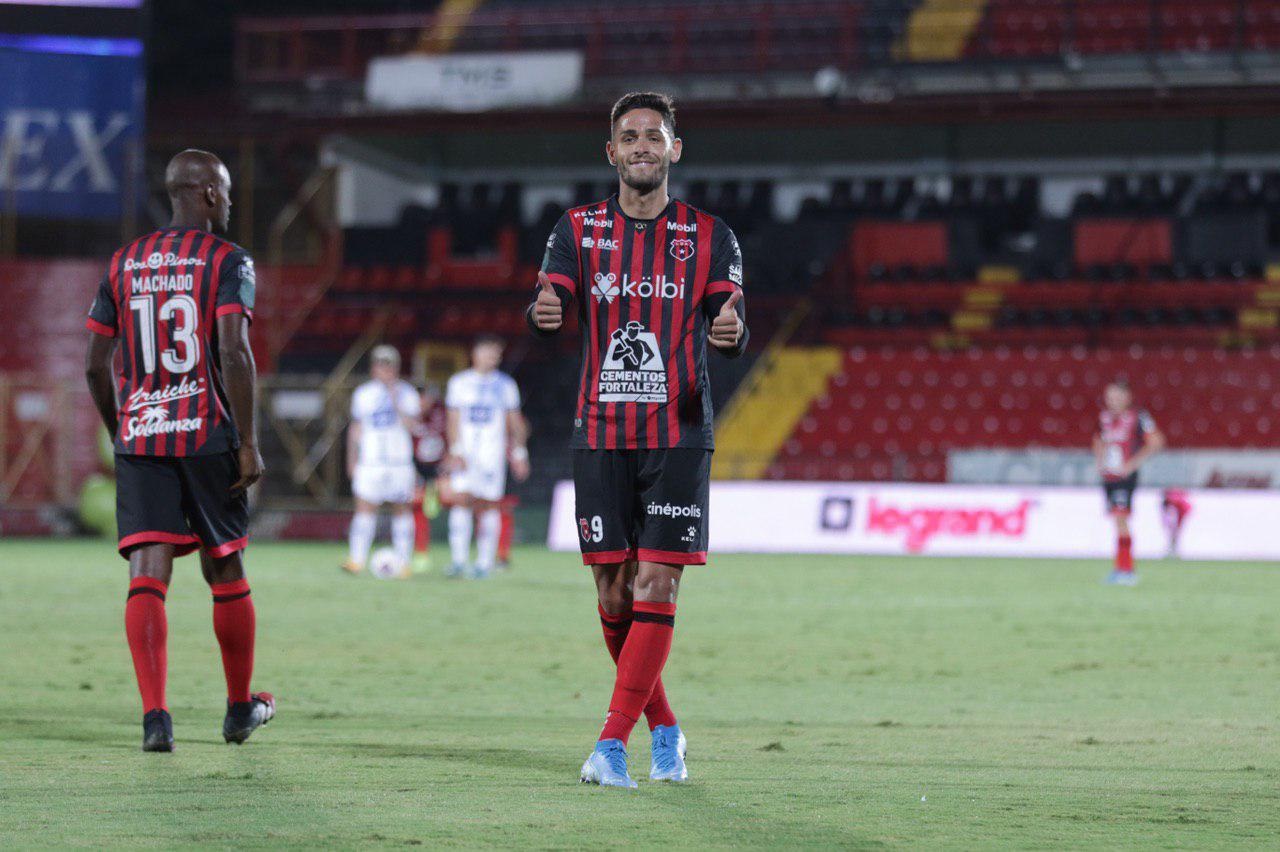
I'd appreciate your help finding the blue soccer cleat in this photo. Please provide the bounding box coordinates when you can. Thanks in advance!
[1106,570,1139,586]
[649,724,688,782]
[580,739,637,789]
[445,562,467,579]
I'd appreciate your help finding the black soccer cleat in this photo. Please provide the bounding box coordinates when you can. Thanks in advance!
[222,692,276,744]
[142,709,174,752]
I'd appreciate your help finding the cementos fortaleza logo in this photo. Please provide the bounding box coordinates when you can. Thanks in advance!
[864,497,1036,553]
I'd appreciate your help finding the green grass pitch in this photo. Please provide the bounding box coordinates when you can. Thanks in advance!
[3,538,1280,848]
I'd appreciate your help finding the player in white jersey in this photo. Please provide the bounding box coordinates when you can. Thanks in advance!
[343,345,422,577]
[444,335,529,578]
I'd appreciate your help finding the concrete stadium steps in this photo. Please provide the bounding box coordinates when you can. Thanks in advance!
[901,0,989,61]
[712,347,842,480]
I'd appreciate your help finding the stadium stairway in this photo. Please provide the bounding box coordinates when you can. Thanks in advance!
[711,346,842,480]
[901,0,988,60]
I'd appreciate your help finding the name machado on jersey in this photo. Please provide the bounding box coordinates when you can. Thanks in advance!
[86,227,255,457]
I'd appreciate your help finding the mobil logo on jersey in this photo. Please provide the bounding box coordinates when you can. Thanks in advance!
[599,321,667,403]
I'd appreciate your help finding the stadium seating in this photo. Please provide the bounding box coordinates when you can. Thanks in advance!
[237,0,1280,91]
[766,346,1280,481]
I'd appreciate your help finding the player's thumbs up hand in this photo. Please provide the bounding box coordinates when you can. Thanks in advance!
[709,289,743,349]
[533,271,563,331]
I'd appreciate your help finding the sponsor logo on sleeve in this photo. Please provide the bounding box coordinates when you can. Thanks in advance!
[728,263,743,285]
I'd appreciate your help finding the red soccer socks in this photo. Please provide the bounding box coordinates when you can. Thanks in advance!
[599,601,677,745]
[211,579,256,704]
[1116,534,1134,573]
[125,577,169,713]
[598,604,677,731]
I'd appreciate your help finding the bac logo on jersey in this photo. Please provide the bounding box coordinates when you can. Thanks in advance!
[668,238,695,261]
[592,272,620,304]
[582,236,620,251]
[599,321,666,403]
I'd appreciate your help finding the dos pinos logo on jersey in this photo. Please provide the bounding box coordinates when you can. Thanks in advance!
[668,238,695,261]
[599,321,666,403]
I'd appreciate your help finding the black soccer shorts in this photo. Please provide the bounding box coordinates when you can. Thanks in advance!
[572,448,710,566]
[1103,473,1138,516]
[115,452,249,559]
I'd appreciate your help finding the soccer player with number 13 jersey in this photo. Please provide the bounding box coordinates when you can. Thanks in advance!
[85,150,275,751]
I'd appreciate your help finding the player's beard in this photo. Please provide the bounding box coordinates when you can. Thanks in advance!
[618,157,669,195]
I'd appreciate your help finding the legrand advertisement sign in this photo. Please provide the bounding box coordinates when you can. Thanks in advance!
[547,481,1280,561]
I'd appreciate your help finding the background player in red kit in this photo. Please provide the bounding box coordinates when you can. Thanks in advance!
[1093,381,1165,585]
[528,92,748,787]
[410,382,448,572]
[85,149,275,751]
[1161,488,1193,559]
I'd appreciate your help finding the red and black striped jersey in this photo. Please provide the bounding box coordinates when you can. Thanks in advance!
[86,227,256,457]
[530,195,747,450]
[1097,408,1157,481]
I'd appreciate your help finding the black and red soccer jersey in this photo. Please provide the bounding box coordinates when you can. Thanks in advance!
[530,195,747,450]
[1097,408,1157,481]
[86,227,255,457]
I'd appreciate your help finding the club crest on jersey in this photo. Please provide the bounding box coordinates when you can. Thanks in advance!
[592,272,620,304]
[599,321,667,403]
[669,238,695,261]
[579,517,592,541]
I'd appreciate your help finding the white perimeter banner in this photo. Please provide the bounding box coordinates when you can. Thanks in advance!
[366,51,583,111]
[547,480,1280,562]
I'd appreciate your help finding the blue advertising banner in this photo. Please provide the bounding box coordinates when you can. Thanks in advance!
[0,37,144,219]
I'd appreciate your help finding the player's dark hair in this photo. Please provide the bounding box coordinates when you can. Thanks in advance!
[474,333,504,348]
[611,92,676,136]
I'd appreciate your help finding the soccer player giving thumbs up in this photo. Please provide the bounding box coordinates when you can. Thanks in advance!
[708,288,743,349]
[531,271,563,332]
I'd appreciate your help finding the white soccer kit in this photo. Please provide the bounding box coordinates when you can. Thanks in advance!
[350,379,421,505]
[446,368,521,502]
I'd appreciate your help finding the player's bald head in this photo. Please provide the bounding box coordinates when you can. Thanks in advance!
[164,149,232,233]
[164,149,228,199]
